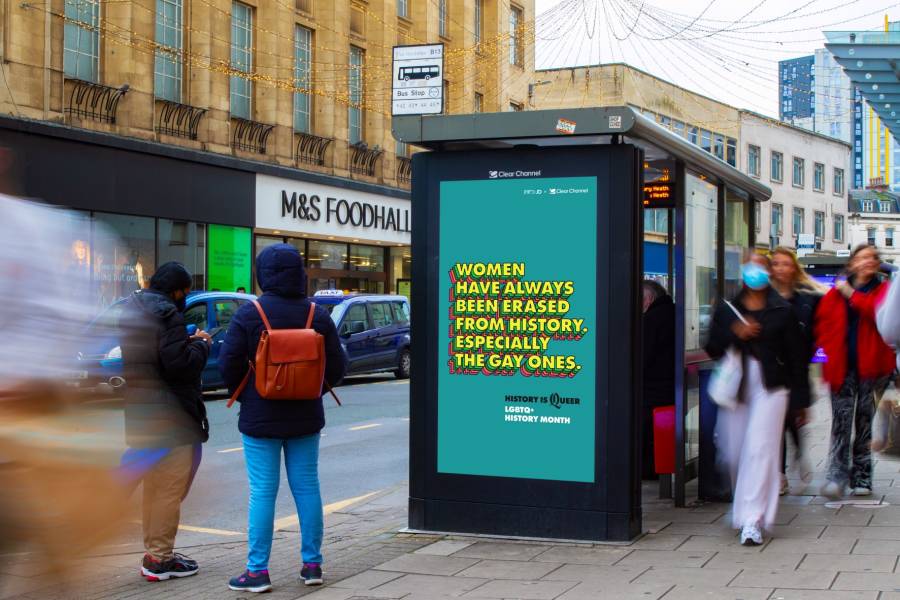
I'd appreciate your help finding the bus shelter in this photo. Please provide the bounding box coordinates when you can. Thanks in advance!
[394,106,771,541]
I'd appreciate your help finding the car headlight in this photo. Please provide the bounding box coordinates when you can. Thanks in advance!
[105,346,122,360]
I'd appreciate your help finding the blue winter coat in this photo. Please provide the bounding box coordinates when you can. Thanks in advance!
[219,244,346,438]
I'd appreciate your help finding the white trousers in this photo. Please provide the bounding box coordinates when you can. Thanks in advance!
[718,358,789,530]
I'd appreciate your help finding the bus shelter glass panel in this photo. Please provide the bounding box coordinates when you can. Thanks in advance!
[724,189,750,299]
[684,173,718,461]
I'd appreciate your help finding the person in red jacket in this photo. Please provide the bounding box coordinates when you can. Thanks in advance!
[815,244,895,499]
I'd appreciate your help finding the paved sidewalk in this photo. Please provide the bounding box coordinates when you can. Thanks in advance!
[6,399,900,599]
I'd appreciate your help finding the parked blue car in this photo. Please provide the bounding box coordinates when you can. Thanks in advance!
[75,291,256,392]
[312,290,412,379]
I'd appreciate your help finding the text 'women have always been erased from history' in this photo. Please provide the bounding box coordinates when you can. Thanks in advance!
[437,177,597,483]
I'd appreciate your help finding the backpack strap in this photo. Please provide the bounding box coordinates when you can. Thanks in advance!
[306,302,316,329]
[251,299,273,332]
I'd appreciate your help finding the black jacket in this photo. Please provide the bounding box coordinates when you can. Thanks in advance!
[121,290,210,449]
[705,288,811,410]
[219,243,347,439]
[642,294,676,407]
[786,289,821,364]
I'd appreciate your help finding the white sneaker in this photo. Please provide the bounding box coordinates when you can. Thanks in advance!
[852,487,873,497]
[820,481,845,500]
[740,524,763,546]
[779,474,790,496]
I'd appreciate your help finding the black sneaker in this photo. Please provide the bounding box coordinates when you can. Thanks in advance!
[141,553,200,582]
[228,570,273,593]
[301,563,323,586]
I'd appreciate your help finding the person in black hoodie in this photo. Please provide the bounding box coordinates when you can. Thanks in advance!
[706,252,809,547]
[220,244,346,593]
[119,261,212,582]
[641,280,676,479]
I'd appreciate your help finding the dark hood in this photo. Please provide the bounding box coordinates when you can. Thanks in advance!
[149,261,193,294]
[647,293,673,313]
[256,243,307,298]
[131,289,177,319]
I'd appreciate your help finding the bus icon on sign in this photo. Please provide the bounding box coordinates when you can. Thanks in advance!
[400,65,440,81]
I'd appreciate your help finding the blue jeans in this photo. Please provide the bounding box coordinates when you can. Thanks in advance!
[242,433,323,570]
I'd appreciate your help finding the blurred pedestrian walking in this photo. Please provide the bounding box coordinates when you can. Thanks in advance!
[770,247,822,493]
[640,280,676,480]
[119,261,212,581]
[220,244,346,593]
[816,244,895,499]
[706,253,809,546]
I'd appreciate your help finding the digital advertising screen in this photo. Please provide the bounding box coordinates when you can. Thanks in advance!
[437,176,598,483]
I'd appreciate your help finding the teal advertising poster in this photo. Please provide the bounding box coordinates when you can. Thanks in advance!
[438,176,598,483]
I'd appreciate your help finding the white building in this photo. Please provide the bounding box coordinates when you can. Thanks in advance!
[814,48,854,144]
[847,185,900,263]
[740,111,851,255]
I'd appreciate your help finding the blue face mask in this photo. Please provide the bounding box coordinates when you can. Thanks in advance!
[742,262,770,290]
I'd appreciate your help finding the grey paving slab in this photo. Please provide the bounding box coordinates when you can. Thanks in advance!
[864,507,900,525]
[659,522,737,537]
[555,581,673,600]
[461,579,577,599]
[297,589,357,600]
[823,526,900,540]
[789,507,874,527]
[729,568,837,590]
[629,534,688,550]
[530,545,632,566]
[704,550,802,570]
[764,538,856,554]
[644,510,722,524]
[768,590,878,600]
[797,552,896,572]
[678,535,767,553]
[852,539,900,555]
[414,540,474,556]
[614,549,715,568]
[455,559,561,580]
[633,566,739,586]
[540,563,647,584]
[371,554,479,576]
[329,569,405,590]
[451,541,550,561]
[662,584,772,600]
[767,525,826,539]
[370,574,490,597]
[832,571,900,591]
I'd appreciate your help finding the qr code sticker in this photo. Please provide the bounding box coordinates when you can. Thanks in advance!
[608,115,622,129]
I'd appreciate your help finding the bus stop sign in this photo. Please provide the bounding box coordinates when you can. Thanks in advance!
[392,44,444,116]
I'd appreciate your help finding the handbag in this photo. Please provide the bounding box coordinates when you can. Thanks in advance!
[708,301,749,411]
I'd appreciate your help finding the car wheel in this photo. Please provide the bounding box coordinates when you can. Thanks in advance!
[395,349,411,379]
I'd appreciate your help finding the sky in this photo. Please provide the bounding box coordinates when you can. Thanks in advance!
[533,0,900,117]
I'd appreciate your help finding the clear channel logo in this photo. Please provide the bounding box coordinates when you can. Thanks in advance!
[487,170,542,179]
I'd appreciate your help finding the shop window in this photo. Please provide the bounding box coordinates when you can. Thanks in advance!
[92,213,155,308]
[349,243,384,272]
[390,246,411,281]
[308,240,348,270]
[370,302,394,328]
[159,220,205,290]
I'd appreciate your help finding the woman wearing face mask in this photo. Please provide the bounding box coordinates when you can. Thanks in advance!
[815,244,895,499]
[770,248,823,494]
[706,253,810,546]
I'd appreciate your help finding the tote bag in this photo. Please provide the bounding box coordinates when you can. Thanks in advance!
[708,301,749,411]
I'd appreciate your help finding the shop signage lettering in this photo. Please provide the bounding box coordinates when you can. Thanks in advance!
[281,191,412,233]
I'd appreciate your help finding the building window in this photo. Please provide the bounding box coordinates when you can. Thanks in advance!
[474,92,483,113]
[713,133,725,160]
[792,157,805,187]
[815,210,825,239]
[814,162,825,192]
[660,115,671,129]
[673,121,685,138]
[294,26,312,133]
[688,126,698,145]
[748,144,760,177]
[868,227,877,247]
[755,200,761,232]
[154,0,183,102]
[644,209,668,233]
[834,214,844,242]
[792,206,804,235]
[509,5,524,67]
[474,0,482,44]
[771,151,783,183]
[397,0,408,18]
[509,101,523,111]
[230,2,253,119]
[439,0,448,37]
[349,46,364,144]
[772,203,783,235]
[834,167,844,195]
[881,201,892,213]
[888,228,895,247]
[64,0,100,82]
[862,200,874,212]
[700,130,712,153]
[726,138,737,167]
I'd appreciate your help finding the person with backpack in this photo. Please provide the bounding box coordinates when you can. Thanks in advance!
[119,261,212,581]
[219,244,346,593]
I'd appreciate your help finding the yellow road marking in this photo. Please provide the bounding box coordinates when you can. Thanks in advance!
[274,490,380,530]
[217,446,243,453]
[130,520,242,536]
[349,423,382,431]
